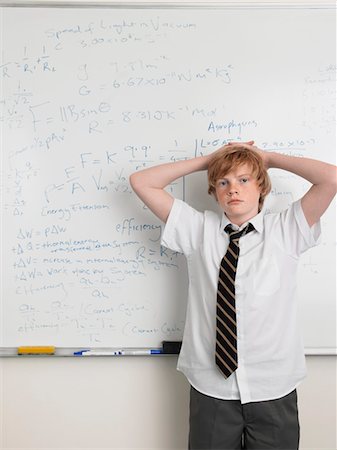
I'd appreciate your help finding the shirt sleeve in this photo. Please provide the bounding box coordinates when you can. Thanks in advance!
[275,198,322,258]
[161,198,204,256]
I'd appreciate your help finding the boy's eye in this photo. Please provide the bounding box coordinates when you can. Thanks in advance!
[240,178,249,183]
[218,180,227,187]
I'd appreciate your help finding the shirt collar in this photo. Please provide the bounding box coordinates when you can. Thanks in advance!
[220,206,265,234]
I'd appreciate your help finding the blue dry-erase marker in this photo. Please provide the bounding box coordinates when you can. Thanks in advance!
[74,349,163,356]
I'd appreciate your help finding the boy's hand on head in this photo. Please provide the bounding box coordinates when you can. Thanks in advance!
[226,140,271,170]
[227,140,255,147]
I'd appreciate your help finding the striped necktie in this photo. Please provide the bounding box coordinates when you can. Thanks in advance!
[216,222,255,378]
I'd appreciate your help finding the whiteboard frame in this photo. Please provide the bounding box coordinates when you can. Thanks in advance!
[0,347,336,356]
[0,1,335,8]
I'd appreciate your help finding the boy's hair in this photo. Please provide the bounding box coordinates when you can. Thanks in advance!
[207,145,272,211]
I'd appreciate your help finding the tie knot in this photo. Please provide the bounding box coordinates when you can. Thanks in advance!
[225,223,255,241]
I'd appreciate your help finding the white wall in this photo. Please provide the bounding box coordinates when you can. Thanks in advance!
[0,356,190,450]
[0,356,336,449]
[0,1,335,449]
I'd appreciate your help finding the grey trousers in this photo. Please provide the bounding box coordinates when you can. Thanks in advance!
[189,386,300,450]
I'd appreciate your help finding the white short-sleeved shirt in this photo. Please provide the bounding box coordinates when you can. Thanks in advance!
[161,198,321,404]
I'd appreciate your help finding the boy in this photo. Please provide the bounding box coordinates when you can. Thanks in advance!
[129,141,336,450]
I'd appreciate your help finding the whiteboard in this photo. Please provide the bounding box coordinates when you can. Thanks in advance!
[0,5,335,351]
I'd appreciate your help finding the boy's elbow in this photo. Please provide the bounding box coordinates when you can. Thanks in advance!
[333,167,337,193]
[129,172,135,187]
[129,172,147,196]
[129,172,140,191]
[326,166,337,195]
[319,166,337,195]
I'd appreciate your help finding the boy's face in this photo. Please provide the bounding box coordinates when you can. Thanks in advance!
[214,163,261,226]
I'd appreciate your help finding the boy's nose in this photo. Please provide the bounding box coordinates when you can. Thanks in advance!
[228,186,239,195]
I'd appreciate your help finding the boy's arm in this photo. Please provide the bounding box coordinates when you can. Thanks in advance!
[129,156,210,223]
[263,151,337,227]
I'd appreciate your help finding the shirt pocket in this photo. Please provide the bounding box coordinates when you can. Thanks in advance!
[252,256,280,296]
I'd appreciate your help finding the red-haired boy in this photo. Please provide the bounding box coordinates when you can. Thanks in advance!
[130,141,336,450]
